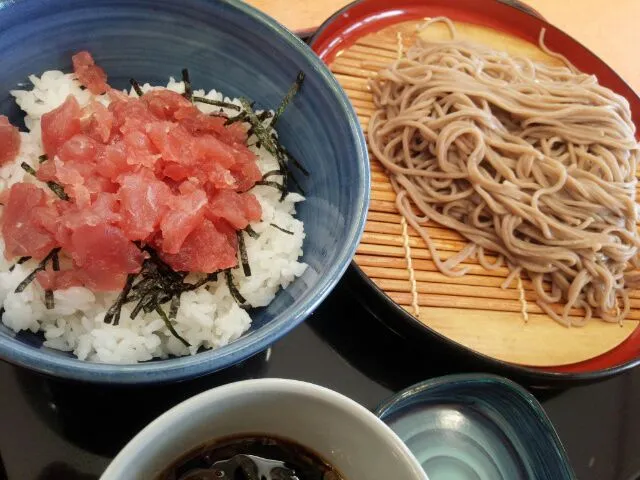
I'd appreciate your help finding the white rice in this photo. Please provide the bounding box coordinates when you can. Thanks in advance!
[0,71,307,363]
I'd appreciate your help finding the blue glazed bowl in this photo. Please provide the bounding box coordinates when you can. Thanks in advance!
[0,0,369,383]
[375,374,575,480]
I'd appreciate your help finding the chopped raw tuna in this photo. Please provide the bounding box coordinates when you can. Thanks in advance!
[69,224,145,291]
[82,101,113,143]
[0,116,21,166]
[2,51,268,292]
[142,90,192,120]
[159,219,237,272]
[2,183,57,259]
[159,188,208,254]
[206,190,262,230]
[41,96,82,158]
[72,51,108,95]
[118,171,171,240]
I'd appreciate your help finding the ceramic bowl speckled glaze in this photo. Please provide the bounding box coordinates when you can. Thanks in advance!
[0,0,369,383]
[376,374,575,480]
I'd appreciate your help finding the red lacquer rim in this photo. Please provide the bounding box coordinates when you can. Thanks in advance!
[310,0,640,375]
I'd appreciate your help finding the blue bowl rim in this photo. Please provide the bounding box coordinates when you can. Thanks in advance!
[0,0,370,384]
[374,373,574,478]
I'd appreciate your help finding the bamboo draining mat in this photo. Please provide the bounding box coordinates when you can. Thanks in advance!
[330,19,639,367]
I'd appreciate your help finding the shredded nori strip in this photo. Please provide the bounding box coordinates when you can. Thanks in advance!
[104,274,136,325]
[181,68,192,101]
[46,182,70,201]
[245,225,259,239]
[103,244,222,345]
[52,250,60,272]
[129,78,144,97]
[20,162,36,176]
[9,256,31,272]
[280,146,309,177]
[38,154,48,164]
[155,306,190,347]
[21,162,69,200]
[261,169,283,180]
[237,231,251,277]
[270,223,294,235]
[257,111,273,122]
[44,250,61,310]
[225,269,248,308]
[271,71,305,127]
[44,290,54,310]
[185,271,219,291]
[193,96,241,111]
[169,295,180,320]
[15,248,61,293]
[239,98,290,200]
[224,111,248,126]
[130,295,147,320]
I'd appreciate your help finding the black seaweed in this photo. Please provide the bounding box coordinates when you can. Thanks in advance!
[103,245,222,344]
[237,231,251,277]
[257,111,274,122]
[261,169,283,181]
[45,182,70,201]
[224,111,248,126]
[14,248,61,294]
[270,223,294,235]
[20,162,36,176]
[182,68,193,101]
[9,256,31,273]
[20,162,69,201]
[44,250,61,310]
[155,306,190,347]
[245,225,260,239]
[193,96,241,111]
[44,290,54,310]
[38,154,48,164]
[225,269,248,308]
[51,250,60,272]
[104,274,136,326]
[239,72,309,201]
[280,146,310,177]
[129,78,144,97]
[271,71,305,127]
[169,295,180,320]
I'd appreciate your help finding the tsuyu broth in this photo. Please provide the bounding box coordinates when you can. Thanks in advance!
[157,434,344,480]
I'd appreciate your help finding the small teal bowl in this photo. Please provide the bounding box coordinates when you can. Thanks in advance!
[0,0,369,383]
[375,374,575,480]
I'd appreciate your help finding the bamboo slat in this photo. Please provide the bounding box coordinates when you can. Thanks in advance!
[332,19,640,367]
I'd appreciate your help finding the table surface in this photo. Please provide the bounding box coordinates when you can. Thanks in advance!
[2,2,640,480]
[1,281,640,480]
[247,0,640,92]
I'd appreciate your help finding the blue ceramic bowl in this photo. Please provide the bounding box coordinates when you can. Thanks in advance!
[0,0,369,383]
[375,374,575,480]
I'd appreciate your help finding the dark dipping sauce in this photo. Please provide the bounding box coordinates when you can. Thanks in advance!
[158,434,344,480]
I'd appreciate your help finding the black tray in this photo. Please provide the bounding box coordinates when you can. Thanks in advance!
[0,275,639,480]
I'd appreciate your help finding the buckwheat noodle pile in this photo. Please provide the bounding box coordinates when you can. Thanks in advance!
[368,17,640,326]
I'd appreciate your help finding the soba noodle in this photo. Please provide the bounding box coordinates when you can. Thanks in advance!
[368,17,640,326]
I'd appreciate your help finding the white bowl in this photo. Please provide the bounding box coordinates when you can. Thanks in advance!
[101,378,427,479]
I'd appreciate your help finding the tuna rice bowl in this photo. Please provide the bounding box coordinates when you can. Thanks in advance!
[0,52,308,364]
